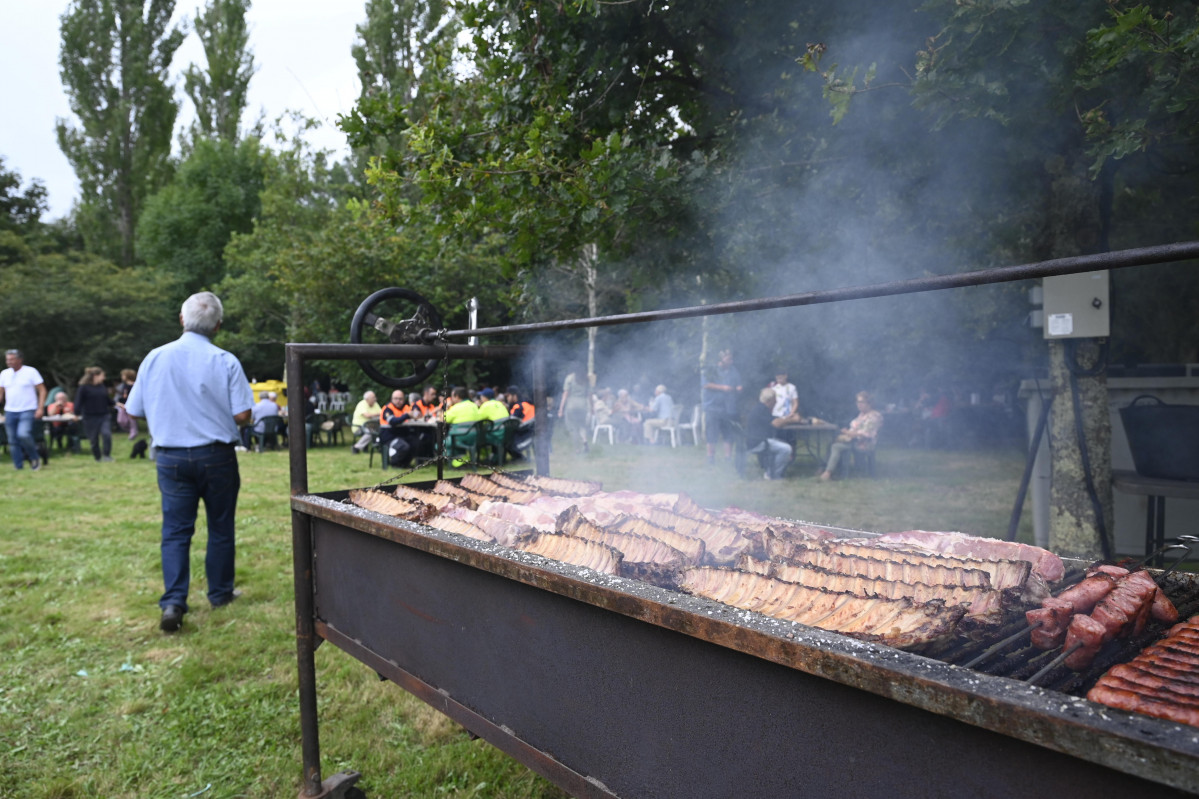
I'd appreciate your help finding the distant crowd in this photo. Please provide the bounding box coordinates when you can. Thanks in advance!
[0,348,144,471]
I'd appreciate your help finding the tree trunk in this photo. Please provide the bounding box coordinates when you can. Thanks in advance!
[1039,152,1113,559]
[581,243,598,381]
[1047,338,1113,558]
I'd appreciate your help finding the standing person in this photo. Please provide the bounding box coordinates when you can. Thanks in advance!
[114,369,139,440]
[125,292,253,633]
[557,364,590,454]
[74,366,115,462]
[0,348,47,471]
[701,349,742,465]
[769,370,799,419]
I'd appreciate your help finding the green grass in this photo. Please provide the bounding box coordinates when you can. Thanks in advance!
[0,431,1034,798]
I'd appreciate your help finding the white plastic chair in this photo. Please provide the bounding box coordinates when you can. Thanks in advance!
[592,416,615,445]
[652,405,683,447]
[677,404,701,446]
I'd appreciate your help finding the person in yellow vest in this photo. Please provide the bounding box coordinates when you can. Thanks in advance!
[442,386,484,467]
[476,387,511,421]
[441,386,479,424]
[350,390,381,453]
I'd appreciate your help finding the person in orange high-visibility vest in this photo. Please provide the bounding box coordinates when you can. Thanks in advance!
[505,385,535,422]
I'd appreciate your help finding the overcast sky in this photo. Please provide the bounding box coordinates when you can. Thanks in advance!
[0,1,365,220]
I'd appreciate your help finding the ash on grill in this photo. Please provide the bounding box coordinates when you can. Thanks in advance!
[346,471,1199,717]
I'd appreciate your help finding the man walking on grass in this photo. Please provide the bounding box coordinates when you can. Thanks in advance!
[0,348,47,471]
[126,292,254,633]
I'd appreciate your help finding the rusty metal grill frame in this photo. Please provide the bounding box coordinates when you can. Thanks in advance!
[289,243,1199,798]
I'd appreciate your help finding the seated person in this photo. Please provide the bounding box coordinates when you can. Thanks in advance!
[379,389,418,466]
[476,387,512,421]
[746,388,793,480]
[820,391,884,481]
[443,386,482,424]
[244,390,281,449]
[641,384,674,443]
[442,386,485,465]
[505,385,534,422]
[505,385,535,457]
[592,388,614,429]
[46,391,80,451]
[413,385,441,419]
[350,390,382,453]
[612,388,642,443]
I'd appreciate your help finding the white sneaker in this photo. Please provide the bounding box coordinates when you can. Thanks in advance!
[763,471,772,481]
[234,445,248,452]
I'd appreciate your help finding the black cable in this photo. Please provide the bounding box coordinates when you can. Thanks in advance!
[1065,339,1112,560]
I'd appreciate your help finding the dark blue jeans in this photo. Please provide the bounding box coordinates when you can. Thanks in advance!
[5,409,37,469]
[155,444,240,611]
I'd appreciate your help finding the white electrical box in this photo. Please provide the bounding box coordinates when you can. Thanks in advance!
[1042,271,1110,339]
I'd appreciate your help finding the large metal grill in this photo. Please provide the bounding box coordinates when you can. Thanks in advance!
[293,487,1199,798]
[289,242,1199,798]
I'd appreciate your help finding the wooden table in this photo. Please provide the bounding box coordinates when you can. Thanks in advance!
[774,421,838,462]
[1112,469,1199,565]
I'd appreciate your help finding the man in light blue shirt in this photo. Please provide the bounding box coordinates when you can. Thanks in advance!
[126,292,253,633]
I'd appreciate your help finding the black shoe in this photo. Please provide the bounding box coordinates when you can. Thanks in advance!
[210,588,242,608]
[160,605,185,632]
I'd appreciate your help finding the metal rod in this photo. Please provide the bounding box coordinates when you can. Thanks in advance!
[287,346,324,796]
[1007,392,1054,542]
[533,350,550,476]
[429,241,1199,339]
[1131,535,1189,573]
[961,622,1040,670]
[288,343,528,359]
[467,297,479,347]
[1028,642,1084,686]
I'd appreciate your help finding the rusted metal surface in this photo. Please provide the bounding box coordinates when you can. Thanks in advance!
[296,492,1199,797]
[286,342,536,796]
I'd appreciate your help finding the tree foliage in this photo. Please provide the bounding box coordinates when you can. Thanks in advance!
[0,157,49,237]
[57,0,185,266]
[183,0,255,143]
[136,136,266,295]
[0,252,176,387]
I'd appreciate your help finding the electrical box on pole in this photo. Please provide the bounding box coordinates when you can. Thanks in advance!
[1042,271,1110,339]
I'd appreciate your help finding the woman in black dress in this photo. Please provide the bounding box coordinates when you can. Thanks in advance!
[75,366,115,462]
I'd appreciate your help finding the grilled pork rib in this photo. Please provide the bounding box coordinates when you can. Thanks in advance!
[869,530,1065,582]
[678,567,964,649]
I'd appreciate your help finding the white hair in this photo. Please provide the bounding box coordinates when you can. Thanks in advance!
[181,292,224,336]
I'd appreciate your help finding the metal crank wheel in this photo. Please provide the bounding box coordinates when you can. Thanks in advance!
[350,288,444,389]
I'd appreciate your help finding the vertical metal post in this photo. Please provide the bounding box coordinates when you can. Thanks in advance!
[533,349,550,476]
[467,297,479,347]
[287,346,323,796]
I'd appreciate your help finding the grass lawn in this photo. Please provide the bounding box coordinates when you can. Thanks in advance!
[0,430,1035,798]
